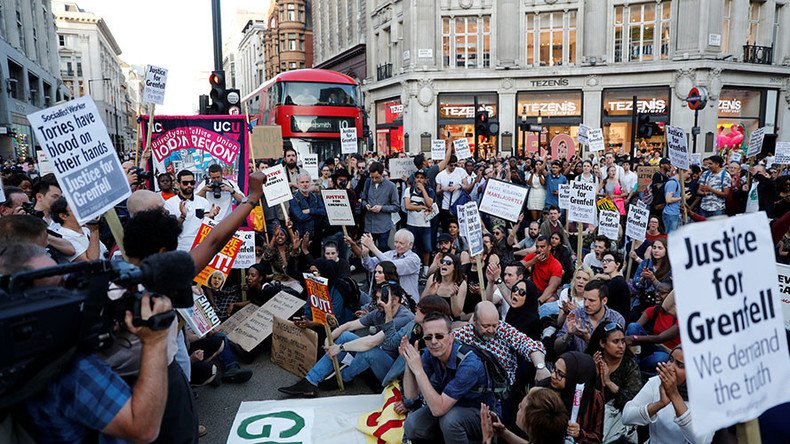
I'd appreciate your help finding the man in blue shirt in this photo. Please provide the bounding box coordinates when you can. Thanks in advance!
[544,160,567,208]
[401,312,496,443]
[289,172,327,237]
[662,169,686,233]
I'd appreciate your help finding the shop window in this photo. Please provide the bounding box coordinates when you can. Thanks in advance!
[525,10,576,67]
[722,0,732,53]
[613,1,671,63]
[442,16,491,69]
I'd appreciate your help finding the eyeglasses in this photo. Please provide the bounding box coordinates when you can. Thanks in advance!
[511,287,527,296]
[440,259,454,266]
[601,258,615,263]
[604,322,623,332]
[423,333,446,342]
[181,180,196,186]
[552,368,566,379]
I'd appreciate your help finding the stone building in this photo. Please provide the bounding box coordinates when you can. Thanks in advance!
[263,0,313,78]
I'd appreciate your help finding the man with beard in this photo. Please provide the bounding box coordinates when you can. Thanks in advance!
[283,147,306,191]
[554,280,625,353]
[164,170,220,251]
[288,172,326,241]
[511,221,540,257]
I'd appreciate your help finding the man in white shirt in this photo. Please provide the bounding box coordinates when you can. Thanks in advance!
[599,152,625,183]
[50,196,103,262]
[164,170,219,251]
[196,164,244,221]
[435,155,469,229]
[621,160,639,201]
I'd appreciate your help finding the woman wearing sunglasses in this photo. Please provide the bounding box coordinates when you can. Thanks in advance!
[422,253,469,321]
[505,279,541,340]
[586,322,642,443]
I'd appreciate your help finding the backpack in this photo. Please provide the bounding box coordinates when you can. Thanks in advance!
[456,343,510,401]
[335,276,362,311]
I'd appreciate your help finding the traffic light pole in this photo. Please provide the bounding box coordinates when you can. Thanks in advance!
[473,96,479,161]
[630,95,637,158]
[211,0,223,71]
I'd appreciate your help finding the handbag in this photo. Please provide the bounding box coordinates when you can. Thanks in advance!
[449,189,472,216]
[602,400,638,443]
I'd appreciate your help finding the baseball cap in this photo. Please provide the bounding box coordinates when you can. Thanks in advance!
[437,233,453,243]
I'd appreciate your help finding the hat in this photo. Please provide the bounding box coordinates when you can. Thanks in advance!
[414,168,427,177]
[659,158,671,165]
[437,233,453,243]
[331,168,351,179]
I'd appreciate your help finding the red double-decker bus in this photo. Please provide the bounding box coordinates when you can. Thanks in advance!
[243,69,362,160]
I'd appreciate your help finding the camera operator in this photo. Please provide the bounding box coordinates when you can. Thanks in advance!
[2,243,173,443]
[0,186,30,216]
[195,164,244,221]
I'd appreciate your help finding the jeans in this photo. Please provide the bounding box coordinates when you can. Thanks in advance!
[404,404,483,444]
[372,231,390,252]
[305,332,395,385]
[626,322,670,372]
[382,355,406,387]
[662,212,680,234]
[699,207,725,218]
[213,332,239,369]
[539,301,560,318]
[407,225,432,258]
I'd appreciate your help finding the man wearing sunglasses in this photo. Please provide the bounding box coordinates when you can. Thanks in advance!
[164,170,219,251]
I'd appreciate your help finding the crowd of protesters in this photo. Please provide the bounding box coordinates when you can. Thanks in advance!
[1,140,789,444]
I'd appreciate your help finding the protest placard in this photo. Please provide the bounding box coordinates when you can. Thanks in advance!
[262,164,293,206]
[431,139,446,160]
[321,189,354,226]
[232,230,256,269]
[690,153,702,166]
[304,273,333,325]
[453,138,472,160]
[625,204,649,241]
[568,181,597,225]
[479,179,529,223]
[558,184,571,210]
[303,153,319,180]
[665,125,690,170]
[250,126,283,159]
[587,128,604,152]
[668,213,790,435]
[578,124,590,145]
[271,316,318,377]
[341,127,357,154]
[636,165,659,193]
[27,96,131,224]
[142,65,167,105]
[747,127,766,158]
[731,151,742,163]
[190,223,244,289]
[177,293,221,338]
[774,142,790,165]
[598,210,620,241]
[776,263,790,332]
[223,291,306,352]
[388,157,418,180]
[460,202,484,256]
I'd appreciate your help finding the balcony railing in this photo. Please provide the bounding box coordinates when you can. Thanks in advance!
[60,69,75,77]
[376,63,392,81]
[743,44,773,65]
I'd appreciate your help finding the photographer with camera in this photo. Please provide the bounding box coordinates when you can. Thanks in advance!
[196,164,244,221]
[0,186,30,216]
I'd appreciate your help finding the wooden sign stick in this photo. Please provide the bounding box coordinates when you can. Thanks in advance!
[576,222,583,268]
[679,168,689,225]
[323,317,345,391]
[140,104,156,163]
[104,208,127,260]
[475,255,486,299]
[134,104,142,167]
[625,241,636,279]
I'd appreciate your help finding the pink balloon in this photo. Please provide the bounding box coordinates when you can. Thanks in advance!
[731,132,744,147]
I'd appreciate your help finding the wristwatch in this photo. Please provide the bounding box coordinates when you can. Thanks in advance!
[535,362,546,370]
[339,344,346,352]
[494,278,504,285]
[240,196,259,208]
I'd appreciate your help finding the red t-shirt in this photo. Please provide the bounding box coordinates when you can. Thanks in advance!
[523,252,564,292]
[643,306,680,349]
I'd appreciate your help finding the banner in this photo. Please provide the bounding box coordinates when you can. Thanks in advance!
[665,125,690,170]
[598,210,620,241]
[262,164,293,206]
[341,127,357,154]
[250,126,283,159]
[143,115,248,193]
[668,213,790,435]
[388,157,418,180]
[27,96,131,223]
[568,181,596,225]
[190,222,244,289]
[747,127,766,158]
[356,384,406,444]
[558,183,571,210]
[460,202,484,256]
[232,230,256,269]
[271,316,318,377]
[431,139,446,160]
[625,204,649,241]
[221,291,306,352]
[303,153,319,180]
[479,179,529,223]
[775,263,790,331]
[177,293,221,337]
[321,190,354,226]
[453,138,472,160]
[142,65,168,105]
[587,128,604,152]
[304,273,333,325]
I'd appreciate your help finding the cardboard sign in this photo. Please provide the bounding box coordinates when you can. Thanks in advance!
[232,230,256,269]
[478,179,529,223]
[636,165,660,193]
[27,96,131,224]
[568,181,597,225]
[223,291,306,352]
[690,153,702,166]
[598,210,620,241]
[578,124,590,145]
[271,316,318,377]
[303,153,319,180]
[747,126,766,158]
[453,138,472,160]
[774,142,790,165]
[142,65,168,105]
[731,152,742,163]
[250,126,284,159]
[665,125,690,170]
[262,164,293,206]
[388,158,418,180]
[321,189,355,226]
[775,263,790,331]
[558,184,571,210]
[668,213,790,435]
[587,128,604,152]
[177,293,221,337]
[625,204,649,241]
[460,202,484,256]
[431,139,446,160]
[304,273,333,325]
[341,127,357,154]
[190,222,244,289]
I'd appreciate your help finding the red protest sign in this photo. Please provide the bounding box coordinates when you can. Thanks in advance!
[190,222,244,290]
[304,273,333,325]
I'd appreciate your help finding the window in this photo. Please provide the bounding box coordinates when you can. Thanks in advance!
[7,59,23,100]
[613,1,671,62]
[288,33,297,51]
[76,61,82,77]
[722,0,732,53]
[526,10,576,66]
[748,2,760,44]
[287,3,296,21]
[16,10,24,51]
[442,16,491,69]
[58,34,65,46]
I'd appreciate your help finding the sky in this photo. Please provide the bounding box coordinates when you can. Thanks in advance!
[74,0,269,114]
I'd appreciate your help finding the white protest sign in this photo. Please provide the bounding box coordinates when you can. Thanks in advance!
[747,126,766,158]
[177,293,221,338]
[776,263,790,331]
[142,65,168,105]
[598,210,620,241]
[27,96,131,224]
[578,124,590,145]
[587,128,604,152]
[558,184,571,210]
[0,177,5,204]
[302,153,319,180]
[431,139,446,160]
[765,156,775,168]
[690,153,702,166]
[262,164,293,206]
[453,138,472,160]
[774,142,790,165]
[731,152,742,163]
[625,204,649,241]
[341,127,357,154]
[478,179,529,223]
[461,202,484,256]
[665,125,690,170]
[232,230,256,269]
[568,181,596,225]
[321,189,354,226]
[388,157,418,180]
[668,212,790,435]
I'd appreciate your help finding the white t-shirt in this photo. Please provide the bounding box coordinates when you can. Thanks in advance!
[164,195,211,251]
[197,178,242,221]
[622,170,638,194]
[56,225,107,261]
[435,168,470,210]
[406,186,431,228]
[599,164,625,184]
[583,252,603,274]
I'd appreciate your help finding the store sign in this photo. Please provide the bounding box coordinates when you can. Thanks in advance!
[530,78,570,87]
[521,101,579,117]
[605,98,668,115]
[718,99,742,116]
[291,116,355,133]
[439,104,497,119]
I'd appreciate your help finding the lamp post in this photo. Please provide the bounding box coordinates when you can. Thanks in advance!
[536,111,543,157]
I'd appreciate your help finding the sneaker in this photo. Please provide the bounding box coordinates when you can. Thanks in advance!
[278,378,319,397]
[222,366,252,384]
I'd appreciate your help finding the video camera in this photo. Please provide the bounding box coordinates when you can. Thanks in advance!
[0,251,195,407]
[129,166,152,186]
[20,202,44,218]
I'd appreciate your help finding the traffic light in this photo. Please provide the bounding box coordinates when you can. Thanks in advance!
[209,70,226,114]
[487,118,500,136]
[637,113,655,138]
[225,88,241,115]
[198,94,210,115]
[475,110,489,136]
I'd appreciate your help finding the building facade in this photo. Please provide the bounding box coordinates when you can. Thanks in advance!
[263,0,314,78]
[236,19,265,97]
[0,0,69,160]
[54,1,130,154]
[364,0,790,158]
[312,0,367,81]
